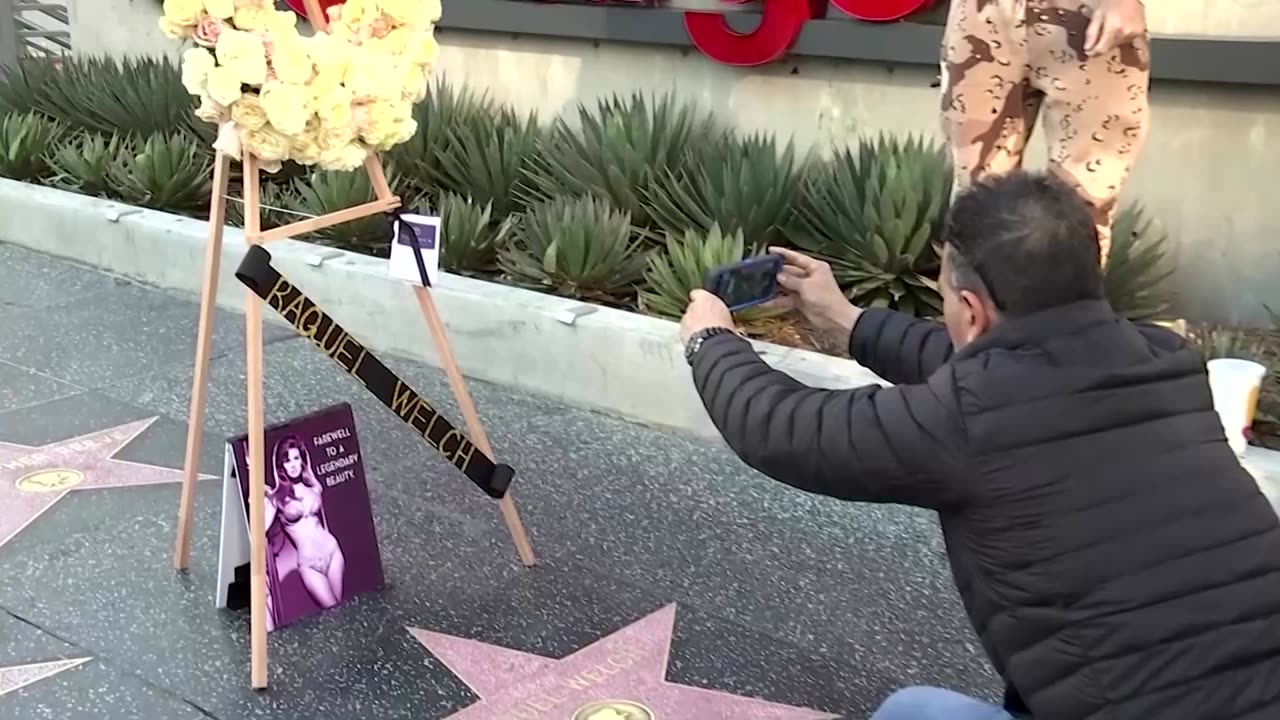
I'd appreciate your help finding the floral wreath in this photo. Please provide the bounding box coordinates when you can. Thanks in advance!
[160,0,442,173]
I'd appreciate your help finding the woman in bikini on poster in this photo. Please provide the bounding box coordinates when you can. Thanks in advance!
[262,435,346,619]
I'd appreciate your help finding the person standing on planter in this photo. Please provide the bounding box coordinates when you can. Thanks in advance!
[939,0,1149,265]
[679,171,1280,720]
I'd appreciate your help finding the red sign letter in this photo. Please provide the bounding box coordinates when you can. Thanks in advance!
[831,0,933,22]
[683,0,815,67]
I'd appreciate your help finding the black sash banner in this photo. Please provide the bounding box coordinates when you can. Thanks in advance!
[234,245,514,499]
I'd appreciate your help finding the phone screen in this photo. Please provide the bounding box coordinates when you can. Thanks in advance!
[709,257,780,310]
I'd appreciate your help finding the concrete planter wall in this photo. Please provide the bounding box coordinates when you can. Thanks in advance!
[0,179,885,439]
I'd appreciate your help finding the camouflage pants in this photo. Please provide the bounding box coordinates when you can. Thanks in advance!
[940,0,1151,264]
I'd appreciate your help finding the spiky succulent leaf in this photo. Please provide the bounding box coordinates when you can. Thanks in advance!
[640,223,750,318]
[0,111,63,181]
[0,59,55,115]
[22,56,208,142]
[45,130,121,195]
[436,191,514,275]
[499,195,651,302]
[390,76,496,196]
[523,93,723,228]
[1104,204,1175,320]
[646,131,804,248]
[436,107,542,218]
[225,181,294,231]
[790,133,951,316]
[107,132,213,213]
[287,163,406,255]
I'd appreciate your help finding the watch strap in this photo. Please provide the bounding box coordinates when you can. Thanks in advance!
[684,326,736,365]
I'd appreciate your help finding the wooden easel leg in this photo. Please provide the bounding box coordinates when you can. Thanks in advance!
[413,287,538,567]
[174,151,232,571]
[242,154,270,689]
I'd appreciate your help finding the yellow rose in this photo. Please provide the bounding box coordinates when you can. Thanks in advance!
[272,40,314,85]
[230,92,268,130]
[242,124,292,162]
[206,65,243,106]
[259,81,313,136]
[307,34,351,91]
[203,0,234,20]
[180,47,216,96]
[319,142,369,172]
[216,29,268,85]
[402,65,427,103]
[163,0,204,26]
[359,100,414,149]
[290,122,323,166]
[159,17,194,40]
[265,9,300,35]
[425,0,442,23]
[313,85,354,128]
[231,6,268,30]
[343,47,403,101]
[408,30,440,67]
[314,119,357,153]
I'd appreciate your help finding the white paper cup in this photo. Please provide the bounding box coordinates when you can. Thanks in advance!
[1207,358,1268,456]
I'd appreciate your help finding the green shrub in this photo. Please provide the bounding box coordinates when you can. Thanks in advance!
[107,132,213,213]
[436,107,541,218]
[646,131,803,248]
[524,92,723,228]
[0,59,56,115]
[1104,204,1175,320]
[46,131,122,196]
[287,165,404,256]
[390,76,496,197]
[641,223,756,319]
[13,56,205,141]
[790,134,951,316]
[225,180,294,231]
[436,191,513,275]
[0,112,63,181]
[500,195,651,303]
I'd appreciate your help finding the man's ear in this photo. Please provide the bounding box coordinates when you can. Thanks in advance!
[958,289,993,343]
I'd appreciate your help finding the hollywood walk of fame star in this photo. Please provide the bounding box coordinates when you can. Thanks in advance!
[0,417,211,552]
[409,604,839,719]
[0,658,91,697]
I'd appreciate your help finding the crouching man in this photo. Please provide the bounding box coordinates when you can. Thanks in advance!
[680,171,1280,720]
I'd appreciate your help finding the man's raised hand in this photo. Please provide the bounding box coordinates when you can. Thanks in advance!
[767,247,862,341]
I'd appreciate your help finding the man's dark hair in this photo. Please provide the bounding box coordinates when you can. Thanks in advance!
[942,171,1105,317]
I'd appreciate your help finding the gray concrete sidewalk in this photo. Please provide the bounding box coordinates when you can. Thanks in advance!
[0,241,995,719]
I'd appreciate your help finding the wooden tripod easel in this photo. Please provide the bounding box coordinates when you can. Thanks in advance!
[168,0,537,690]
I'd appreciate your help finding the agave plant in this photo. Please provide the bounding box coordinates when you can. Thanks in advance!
[45,131,123,196]
[435,107,542,218]
[436,191,514,275]
[225,180,295,231]
[640,223,757,317]
[107,132,213,213]
[0,112,63,181]
[790,134,952,316]
[0,59,57,115]
[646,131,804,248]
[287,163,405,255]
[523,93,723,228]
[1104,204,1175,320]
[389,76,496,197]
[24,56,205,140]
[499,195,651,303]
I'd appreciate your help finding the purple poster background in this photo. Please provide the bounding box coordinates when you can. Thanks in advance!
[230,403,385,631]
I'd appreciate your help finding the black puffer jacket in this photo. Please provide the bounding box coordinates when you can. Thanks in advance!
[691,300,1280,720]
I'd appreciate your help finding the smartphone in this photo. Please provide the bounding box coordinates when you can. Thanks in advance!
[704,255,783,312]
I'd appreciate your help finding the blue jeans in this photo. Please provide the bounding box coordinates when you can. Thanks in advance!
[870,686,1014,720]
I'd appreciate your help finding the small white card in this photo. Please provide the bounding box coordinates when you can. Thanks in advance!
[388,213,442,288]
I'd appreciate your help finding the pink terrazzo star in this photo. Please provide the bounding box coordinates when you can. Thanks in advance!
[0,418,207,551]
[0,657,90,697]
[410,604,838,720]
